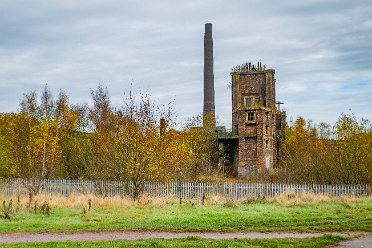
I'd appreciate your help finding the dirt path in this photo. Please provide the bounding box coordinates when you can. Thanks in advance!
[327,235,372,248]
[0,231,368,244]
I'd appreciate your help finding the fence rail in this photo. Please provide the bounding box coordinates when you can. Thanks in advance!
[1,178,371,200]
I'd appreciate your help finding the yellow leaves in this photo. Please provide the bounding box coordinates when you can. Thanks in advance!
[315,139,326,154]
[112,117,162,180]
[111,113,201,182]
[56,106,79,134]
[285,117,318,145]
[60,111,78,131]
[0,134,16,178]
[31,119,59,150]
[28,117,61,178]
[283,114,372,184]
[334,113,360,140]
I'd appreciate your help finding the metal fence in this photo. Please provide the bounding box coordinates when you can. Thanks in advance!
[1,178,371,200]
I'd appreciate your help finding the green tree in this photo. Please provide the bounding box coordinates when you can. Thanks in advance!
[60,132,94,179]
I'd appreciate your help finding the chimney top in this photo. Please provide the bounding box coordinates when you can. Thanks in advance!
[205,23,212,33]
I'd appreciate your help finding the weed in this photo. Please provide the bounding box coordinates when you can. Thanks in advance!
[0,200,13,219]
[33,201,38,214]
[40,201,51,215]
[222,200,237,208]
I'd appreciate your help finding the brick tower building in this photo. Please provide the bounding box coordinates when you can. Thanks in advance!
[218,62,286,177]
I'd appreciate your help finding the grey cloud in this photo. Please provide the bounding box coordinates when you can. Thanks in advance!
[0,0,371,127]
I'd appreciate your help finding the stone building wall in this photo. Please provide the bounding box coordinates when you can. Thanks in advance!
[230,63,282,177]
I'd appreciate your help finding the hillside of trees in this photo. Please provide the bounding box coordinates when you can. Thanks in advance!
[0,85,371,185]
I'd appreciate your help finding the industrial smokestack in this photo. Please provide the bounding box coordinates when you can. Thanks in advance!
[203,23,216,126]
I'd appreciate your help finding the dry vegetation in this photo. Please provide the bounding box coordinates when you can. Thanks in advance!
[0,191,365,213]
[268,190,362,206]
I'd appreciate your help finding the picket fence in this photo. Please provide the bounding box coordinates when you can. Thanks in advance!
[1,178,371,200]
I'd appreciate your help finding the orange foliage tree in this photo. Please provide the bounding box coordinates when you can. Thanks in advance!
[282,114,371,184]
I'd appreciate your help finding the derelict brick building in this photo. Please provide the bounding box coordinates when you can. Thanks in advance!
[218,62,286,177]
[201,23,285,177]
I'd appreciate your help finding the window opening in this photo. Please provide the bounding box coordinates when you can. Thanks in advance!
[247,112,254,121]
[245,97,252,107]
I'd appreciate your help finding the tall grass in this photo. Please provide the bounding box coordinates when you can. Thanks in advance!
[0,191,364,211]
[268,190,362,206]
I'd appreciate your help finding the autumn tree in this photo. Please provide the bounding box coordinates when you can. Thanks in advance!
[18,91,39,177]
[163,131,195,182]
[0,114,19,177]
[181,113,221,178]
[332,114,372,184]
[282,114,372,184]
[281,117,319,183]
[60,132,94,179]
[56,91,91,179]
[0,132,15,178]
[18,85,82,179]
[88,85,115,180]
[32,85,62,178]
[110,93,176,200]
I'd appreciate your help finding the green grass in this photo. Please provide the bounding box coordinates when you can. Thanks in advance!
[1,198,371,233]
[0,235,347,248]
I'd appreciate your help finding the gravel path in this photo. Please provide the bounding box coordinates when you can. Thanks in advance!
[0,231,368,244]
[327,235,372,248]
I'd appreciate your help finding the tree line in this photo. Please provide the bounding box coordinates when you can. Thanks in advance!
[0,85,219,199]
[280,114,372,184]
[0,85,371,186]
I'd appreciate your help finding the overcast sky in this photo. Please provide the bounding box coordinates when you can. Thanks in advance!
[1,0,371,128]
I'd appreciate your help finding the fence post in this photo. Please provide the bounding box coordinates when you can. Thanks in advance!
[1,179,371,199]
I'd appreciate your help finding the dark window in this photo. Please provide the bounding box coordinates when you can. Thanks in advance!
[265,139,269,148]
[247,112,254,121]
[246,96,260,108]
[245,97,252,107]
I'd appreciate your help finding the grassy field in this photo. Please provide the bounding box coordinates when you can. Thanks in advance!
[0,193,371,233]
[0,235,348,248]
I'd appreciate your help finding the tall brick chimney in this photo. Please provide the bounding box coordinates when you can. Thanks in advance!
[203,23,216,126]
